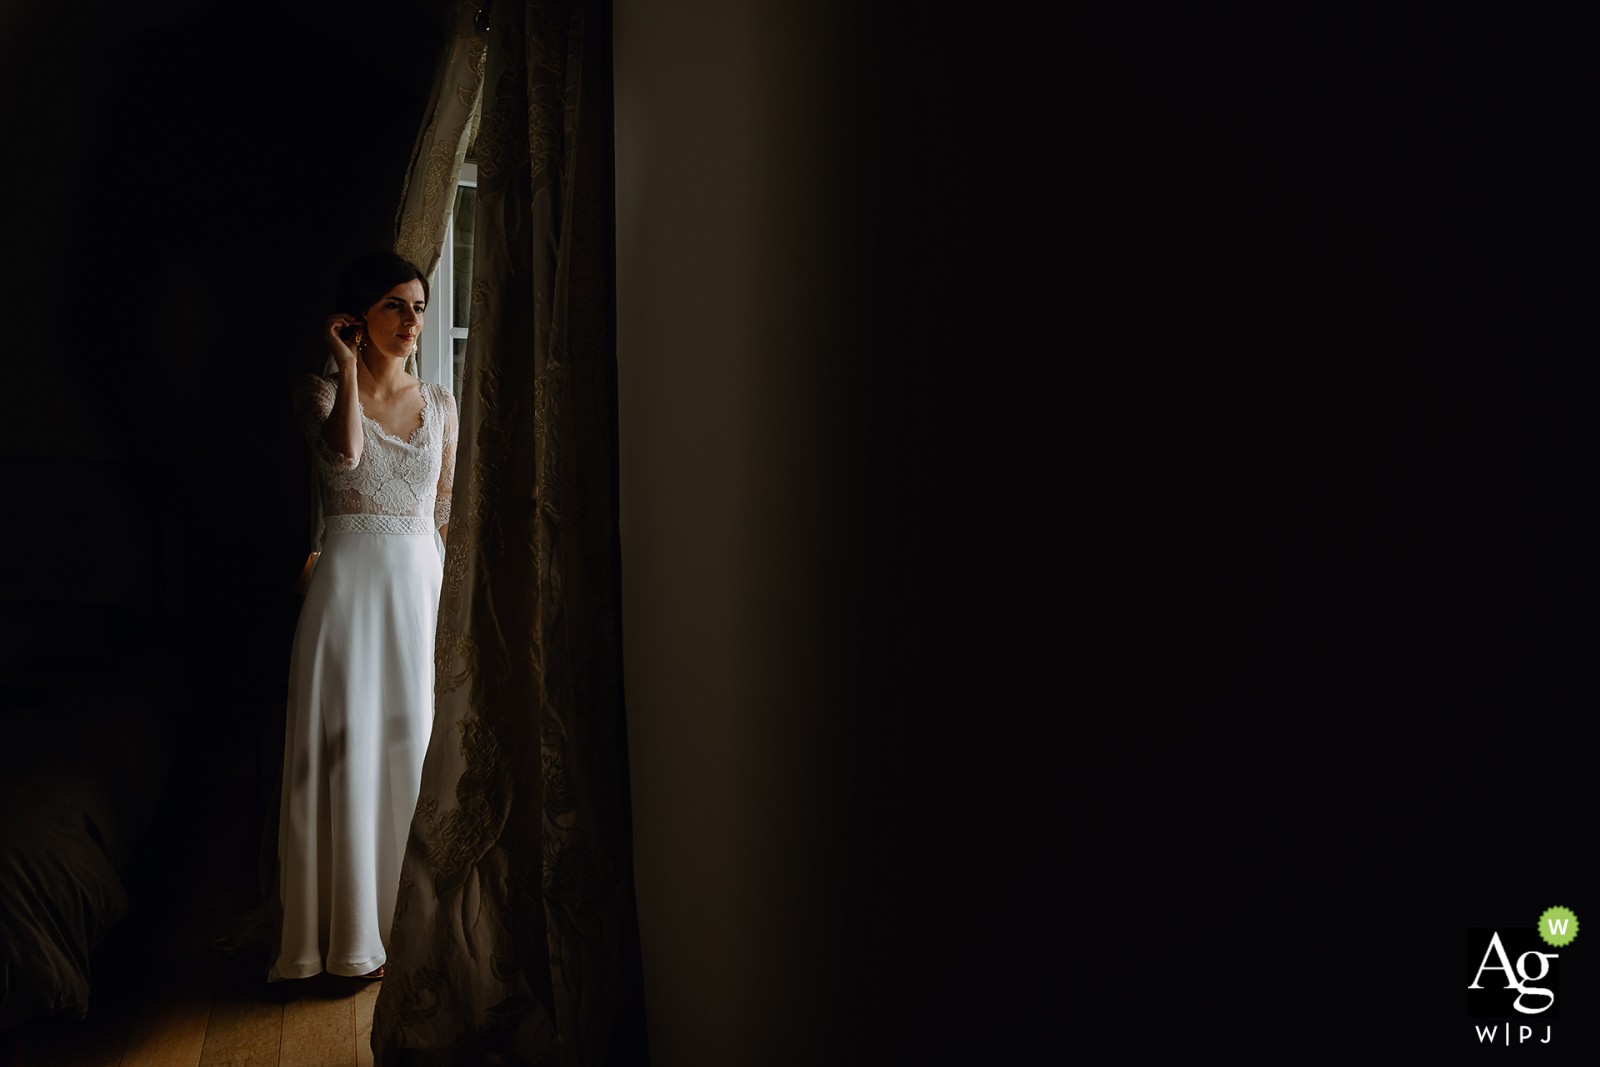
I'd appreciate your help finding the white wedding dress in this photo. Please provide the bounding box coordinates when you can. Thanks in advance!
[269,373,458,981]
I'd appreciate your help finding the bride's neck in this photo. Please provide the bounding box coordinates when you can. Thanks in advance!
[359,351,412,392]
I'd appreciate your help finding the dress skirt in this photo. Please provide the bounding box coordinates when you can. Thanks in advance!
[269,528,441,981]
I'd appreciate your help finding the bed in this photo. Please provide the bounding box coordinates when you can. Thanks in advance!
[0,602,169,1030]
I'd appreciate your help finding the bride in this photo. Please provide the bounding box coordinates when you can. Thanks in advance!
[270,251,458,982]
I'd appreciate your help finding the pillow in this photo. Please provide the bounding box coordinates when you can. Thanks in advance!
[0,772,130,1028]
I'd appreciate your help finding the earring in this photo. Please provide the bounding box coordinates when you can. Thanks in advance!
[355,328,368,356]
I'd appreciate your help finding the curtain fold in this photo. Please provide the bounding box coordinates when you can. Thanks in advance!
[391,0,490,378]
[373,2,639,1064]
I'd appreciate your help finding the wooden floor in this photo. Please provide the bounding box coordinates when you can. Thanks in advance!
[16,968,381,1067]
[10,751,381,1067]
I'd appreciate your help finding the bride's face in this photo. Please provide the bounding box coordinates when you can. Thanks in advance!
[362,280,426,360]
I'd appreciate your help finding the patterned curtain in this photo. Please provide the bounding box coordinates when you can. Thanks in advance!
[391,0,489,378]
[372,2,639,1065]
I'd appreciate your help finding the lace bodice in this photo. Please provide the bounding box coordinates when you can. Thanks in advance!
[293,374,458,549]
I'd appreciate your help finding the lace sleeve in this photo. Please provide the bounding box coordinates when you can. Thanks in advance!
[435,386,458,528]
[291,374,358,474]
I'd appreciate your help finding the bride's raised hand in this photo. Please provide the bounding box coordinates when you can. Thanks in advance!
[325,314,362,372]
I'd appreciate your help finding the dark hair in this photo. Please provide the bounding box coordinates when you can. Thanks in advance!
[335,251,429,318]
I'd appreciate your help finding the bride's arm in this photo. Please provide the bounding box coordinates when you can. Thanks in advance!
[321,315,364,465]
[435,388,458,548]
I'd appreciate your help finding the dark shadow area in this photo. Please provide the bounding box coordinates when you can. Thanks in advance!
[0,0,454,1052]
[837,13,1592,1063]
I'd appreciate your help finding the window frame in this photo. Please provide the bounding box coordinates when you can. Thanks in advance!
[418,162,478,392]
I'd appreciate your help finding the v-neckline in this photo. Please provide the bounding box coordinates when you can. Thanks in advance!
[358,382,429,448]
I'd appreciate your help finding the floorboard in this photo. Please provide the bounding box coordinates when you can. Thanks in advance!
[276,976,357,1067]
[352,984,378,1067]
[195,949,284,1067]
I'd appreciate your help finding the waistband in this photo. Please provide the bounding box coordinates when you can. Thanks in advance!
[325,513,434,536]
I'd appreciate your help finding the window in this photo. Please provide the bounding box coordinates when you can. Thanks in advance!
[418,163,477,408]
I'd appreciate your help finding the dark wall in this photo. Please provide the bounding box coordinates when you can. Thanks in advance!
[612,2,1063,1062]
[611,2,865,1061]
[615,8,1591,1064]
[0,0,452,756]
